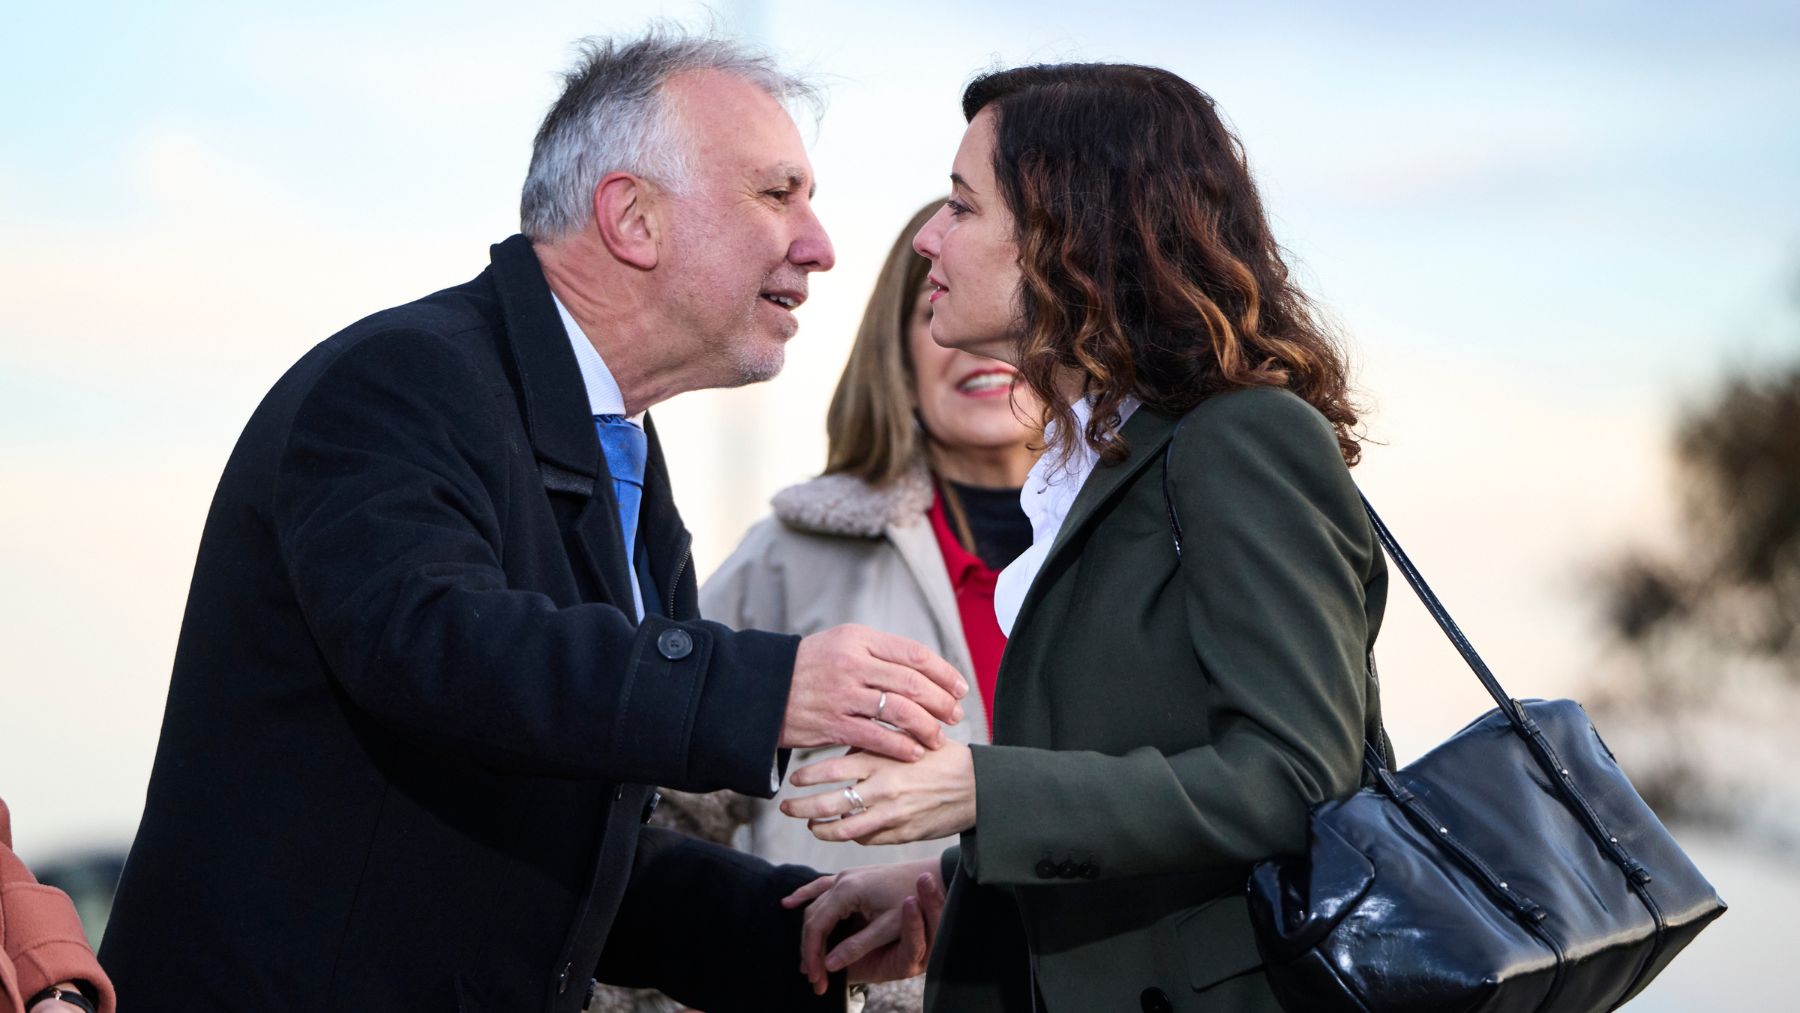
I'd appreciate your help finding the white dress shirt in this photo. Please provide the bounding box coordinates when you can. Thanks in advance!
[994,395,1142,636]
[554,294,786,798]
[552,293,646,621]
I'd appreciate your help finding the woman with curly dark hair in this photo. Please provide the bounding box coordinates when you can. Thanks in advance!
[780,63,1389,1012]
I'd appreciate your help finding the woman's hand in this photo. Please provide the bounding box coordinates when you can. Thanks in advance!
[781,740,977,845]
[781,860,947,994]
[26,984,90,1013]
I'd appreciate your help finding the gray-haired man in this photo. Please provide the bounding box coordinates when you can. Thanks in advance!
[99,31,959,1012]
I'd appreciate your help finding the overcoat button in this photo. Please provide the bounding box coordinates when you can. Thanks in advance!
[1078,861,1099,879]
[1057,860,1078,879]
[1140,987,1173,1013]
[657,628,694,660]
[557,962,572,994]
[642,790,662,823]
[1035,859,1058,879]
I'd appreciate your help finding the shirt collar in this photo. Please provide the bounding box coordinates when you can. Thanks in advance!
[993,393,1140,637]
[551,292,631,419]
[1017,395,1142,540]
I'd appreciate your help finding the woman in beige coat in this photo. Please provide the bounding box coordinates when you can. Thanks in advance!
[701,199,1039,1011]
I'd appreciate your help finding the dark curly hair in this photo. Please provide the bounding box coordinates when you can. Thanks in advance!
[964,63,1362,465]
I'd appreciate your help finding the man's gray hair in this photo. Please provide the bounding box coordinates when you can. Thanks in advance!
[519,29,820,241]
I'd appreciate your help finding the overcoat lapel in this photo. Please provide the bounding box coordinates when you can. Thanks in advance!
[885,516,985,731]
[488,234,639,612]
[639,413,693,619]
[1005,407,1181,650]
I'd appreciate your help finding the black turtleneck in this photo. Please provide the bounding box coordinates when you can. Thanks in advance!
[944,480,1032,572]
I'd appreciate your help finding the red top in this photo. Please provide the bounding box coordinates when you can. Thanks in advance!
[926,491,1008,735]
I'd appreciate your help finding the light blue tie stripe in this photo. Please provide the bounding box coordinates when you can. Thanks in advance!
[594,414,648,620]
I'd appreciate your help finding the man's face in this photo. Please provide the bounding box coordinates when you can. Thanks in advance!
[655,70,835,387]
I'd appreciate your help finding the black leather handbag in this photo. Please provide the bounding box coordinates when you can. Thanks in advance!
[1233,496,1728,1012]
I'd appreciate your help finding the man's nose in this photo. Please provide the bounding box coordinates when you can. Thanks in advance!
[791,205,836,273]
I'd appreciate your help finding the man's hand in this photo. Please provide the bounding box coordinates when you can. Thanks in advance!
[781,859,947,995]
[783,625,967,762]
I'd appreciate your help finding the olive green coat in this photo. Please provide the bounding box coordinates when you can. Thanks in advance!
[923,388,1389,1013]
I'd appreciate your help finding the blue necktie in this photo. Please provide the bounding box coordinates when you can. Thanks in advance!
[594,415,648,616]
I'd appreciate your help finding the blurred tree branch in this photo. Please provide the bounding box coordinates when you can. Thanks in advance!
[1590,279,1800,845]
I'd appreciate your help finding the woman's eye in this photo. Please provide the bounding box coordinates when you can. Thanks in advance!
[945,199,972,217]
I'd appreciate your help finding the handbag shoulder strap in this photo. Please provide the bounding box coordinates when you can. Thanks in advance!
[1160,413,1531,734]
[1353,494,1529,727]
[1161,414,1659,883]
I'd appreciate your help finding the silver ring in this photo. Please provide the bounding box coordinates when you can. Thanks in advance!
[874,691,888,724]
[843,786,868,816]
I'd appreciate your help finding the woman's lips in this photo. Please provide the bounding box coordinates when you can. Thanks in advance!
[927,277,948,304]
[955,370,1015,398]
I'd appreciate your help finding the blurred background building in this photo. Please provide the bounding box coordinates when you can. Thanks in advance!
[2,1,1796,1006]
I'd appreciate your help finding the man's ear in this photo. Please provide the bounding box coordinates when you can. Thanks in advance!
[592,172,660,270]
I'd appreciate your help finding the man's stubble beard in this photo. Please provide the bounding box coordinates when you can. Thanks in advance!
[709,297,792,388]
[722,329,787,387]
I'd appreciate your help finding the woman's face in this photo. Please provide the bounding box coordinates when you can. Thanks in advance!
[912,109,1023,364]
[906,279,1037,467]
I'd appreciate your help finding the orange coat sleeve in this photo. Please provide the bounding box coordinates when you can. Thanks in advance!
[0,801,116,1013]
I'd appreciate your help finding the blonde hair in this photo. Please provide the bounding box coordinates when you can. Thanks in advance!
[823,199,944,484]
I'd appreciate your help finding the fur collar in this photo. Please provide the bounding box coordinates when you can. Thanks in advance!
[770,463,934,538]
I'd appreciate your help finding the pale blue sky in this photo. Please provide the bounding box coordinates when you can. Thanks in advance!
[5,0,1797,437]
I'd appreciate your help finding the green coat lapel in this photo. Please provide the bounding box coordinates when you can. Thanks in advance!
[1008,407,1181,646]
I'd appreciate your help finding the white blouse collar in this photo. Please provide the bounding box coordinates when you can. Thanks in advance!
[994,395,1141,636]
